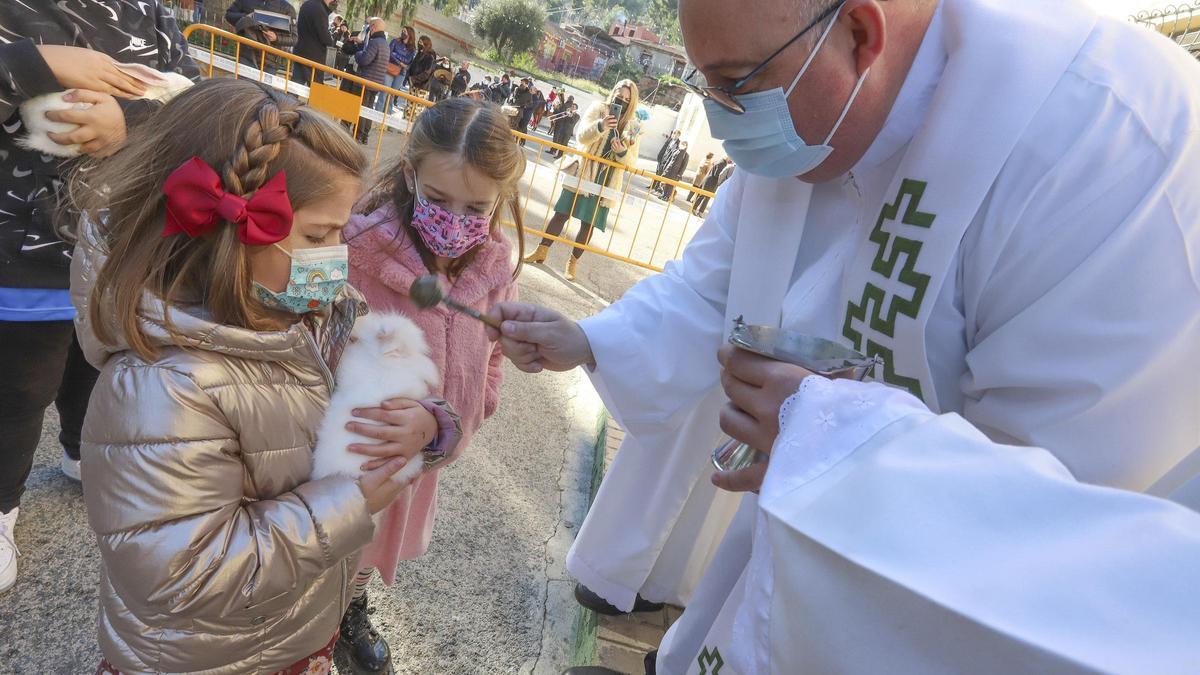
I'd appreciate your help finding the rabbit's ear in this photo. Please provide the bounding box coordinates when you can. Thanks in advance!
[116,63,171,87]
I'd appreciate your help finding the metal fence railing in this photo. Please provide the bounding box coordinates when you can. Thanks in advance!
[1132,3,1200,59]
[177,23,717,273]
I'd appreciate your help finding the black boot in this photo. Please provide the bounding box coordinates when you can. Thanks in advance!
[574,583,665,616]
[334,593,394,674]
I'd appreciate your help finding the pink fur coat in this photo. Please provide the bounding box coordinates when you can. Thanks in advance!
[346,204,517,583]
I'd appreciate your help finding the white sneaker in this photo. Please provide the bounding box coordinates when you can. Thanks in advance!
[61,451,82,482]
[0,508,18,594]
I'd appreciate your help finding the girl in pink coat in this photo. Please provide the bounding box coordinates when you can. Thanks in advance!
[340,97,526,672]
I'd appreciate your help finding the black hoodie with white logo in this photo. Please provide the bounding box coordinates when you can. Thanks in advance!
[0,0,198,319]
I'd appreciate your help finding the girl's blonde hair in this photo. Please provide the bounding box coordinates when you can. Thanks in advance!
[359,96,526,280]
[78,78,366,360]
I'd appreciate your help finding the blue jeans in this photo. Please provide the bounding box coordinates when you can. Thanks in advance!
[374,72,407,112]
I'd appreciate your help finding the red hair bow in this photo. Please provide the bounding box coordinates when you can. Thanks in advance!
[161,157,293,246]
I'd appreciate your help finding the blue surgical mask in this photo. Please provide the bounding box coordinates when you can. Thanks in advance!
[703,10,870,178]
[253,243,348,314]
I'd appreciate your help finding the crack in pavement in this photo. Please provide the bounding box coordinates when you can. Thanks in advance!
[529,389,582,674]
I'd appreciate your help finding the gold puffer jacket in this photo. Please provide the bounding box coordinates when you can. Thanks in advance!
[70,221,375,674]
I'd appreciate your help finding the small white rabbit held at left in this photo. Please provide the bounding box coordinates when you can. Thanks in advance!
[17,62,194,158]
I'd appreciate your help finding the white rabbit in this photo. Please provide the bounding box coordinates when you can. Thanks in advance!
[17,63,195,158]
[311,312,440,486]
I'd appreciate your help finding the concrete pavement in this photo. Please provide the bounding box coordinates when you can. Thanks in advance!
[0,227,655,674]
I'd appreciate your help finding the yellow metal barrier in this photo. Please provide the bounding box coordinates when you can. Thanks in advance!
[181,24,717,273]
[1133,4,1200,59]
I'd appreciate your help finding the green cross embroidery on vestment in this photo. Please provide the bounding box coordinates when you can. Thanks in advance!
[842,178,936,400]
[697,646,724,674]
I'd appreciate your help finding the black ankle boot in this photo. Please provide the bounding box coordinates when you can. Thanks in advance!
[334,593,394,674]
[574,583,665,616]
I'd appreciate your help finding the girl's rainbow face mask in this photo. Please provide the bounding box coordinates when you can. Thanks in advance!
[410,174,497,259]
[253,243,348,314]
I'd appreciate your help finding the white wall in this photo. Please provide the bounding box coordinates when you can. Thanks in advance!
[638,104,679,162]
[633,94,725,175]
[629,44,679,77]
[399,3,479,59]
[672,92,725,174]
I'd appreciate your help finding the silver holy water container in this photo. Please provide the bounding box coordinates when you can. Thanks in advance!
[711,317,881,472]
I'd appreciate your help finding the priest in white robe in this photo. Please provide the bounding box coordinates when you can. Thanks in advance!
[487,0,1200,671]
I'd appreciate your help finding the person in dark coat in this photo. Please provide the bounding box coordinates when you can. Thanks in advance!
[717,159,735,187]
[549,94,573,136]
[651,129,681,192]
[546,102,579,158]
[489,74,512,104]
[426,56,452,102]
[529,85,547,129]
[510,78,534,144]
[405,35,436,92]
[331,15,353,71]
[225,0,297,75]
[692,157,728,216]
[337,25,360,77]
[658,140,690,201]
[291,0,335,85]
[0,0,199,592]
[450,61,471,97]
[351,17,388,144]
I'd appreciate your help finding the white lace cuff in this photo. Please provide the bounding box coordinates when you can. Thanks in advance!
[762,377,932,504]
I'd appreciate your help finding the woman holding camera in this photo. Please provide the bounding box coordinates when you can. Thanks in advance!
[524,80,641,281]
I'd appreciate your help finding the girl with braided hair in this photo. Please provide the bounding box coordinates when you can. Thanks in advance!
[69,78,456,675]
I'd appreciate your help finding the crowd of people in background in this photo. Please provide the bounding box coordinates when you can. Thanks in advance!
[647,129,733,212]
[691,156,733,216]
[224,1,587,155]
[179,0,727,206]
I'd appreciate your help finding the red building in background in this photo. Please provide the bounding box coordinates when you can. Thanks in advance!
[537,23,621,78]
[608,21,661,44]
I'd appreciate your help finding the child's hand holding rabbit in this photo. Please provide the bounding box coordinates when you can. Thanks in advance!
[43,89,127,158]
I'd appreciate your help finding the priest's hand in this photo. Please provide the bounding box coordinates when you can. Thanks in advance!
[485,302,596,373]
[713,344,814,493]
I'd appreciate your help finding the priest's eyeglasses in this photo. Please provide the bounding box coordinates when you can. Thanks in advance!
[682,0,846,114]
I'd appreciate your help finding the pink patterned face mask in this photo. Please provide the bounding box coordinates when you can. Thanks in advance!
[411,178,497,258]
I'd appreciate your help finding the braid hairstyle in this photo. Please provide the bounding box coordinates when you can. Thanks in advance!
[77,78,367,360]
[222,101,302,197]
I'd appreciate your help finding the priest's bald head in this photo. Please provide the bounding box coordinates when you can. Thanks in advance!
[680,0,937,183]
